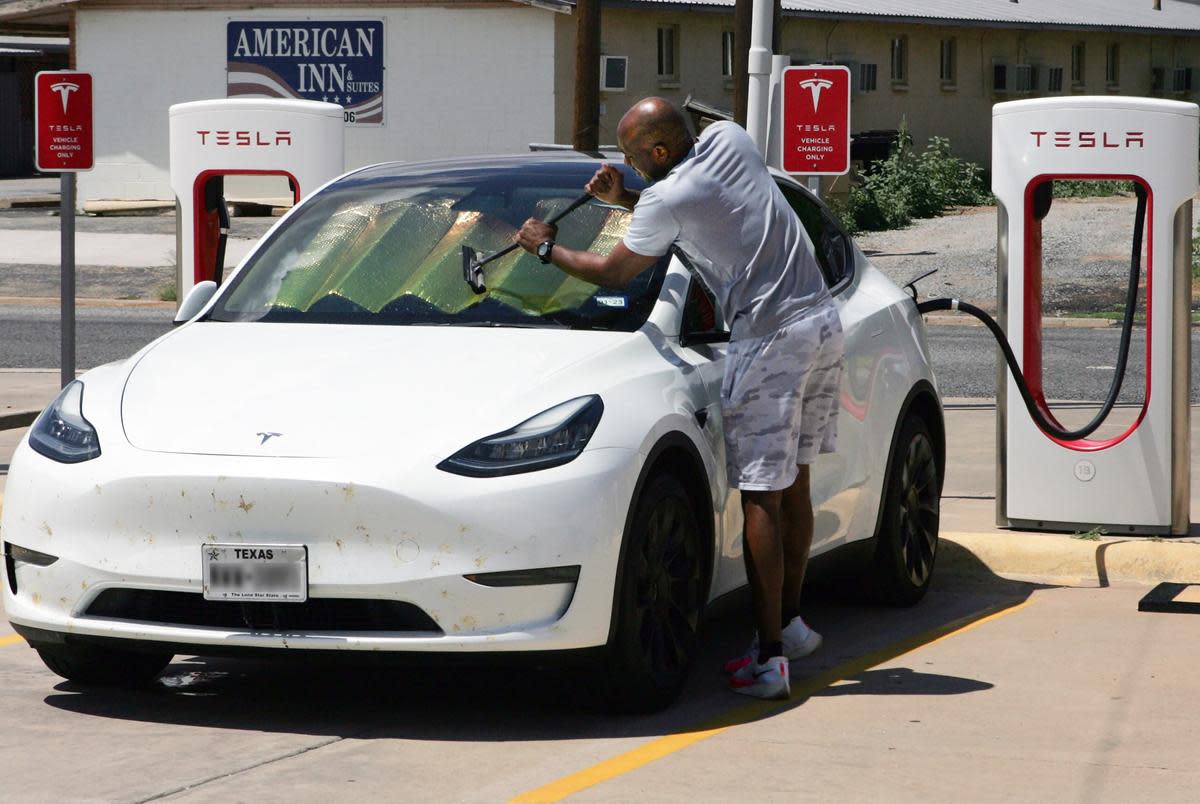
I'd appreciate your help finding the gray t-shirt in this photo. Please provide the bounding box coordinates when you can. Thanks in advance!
[623,121,832,340]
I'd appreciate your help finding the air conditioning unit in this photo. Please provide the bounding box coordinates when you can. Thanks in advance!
[600,55,628,92]
[993,63,1009,93]
[1173,66,1193,93]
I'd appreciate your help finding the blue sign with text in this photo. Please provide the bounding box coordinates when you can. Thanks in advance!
[227,20,384,125]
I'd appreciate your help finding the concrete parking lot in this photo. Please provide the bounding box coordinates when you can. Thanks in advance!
[2,566,1198,802]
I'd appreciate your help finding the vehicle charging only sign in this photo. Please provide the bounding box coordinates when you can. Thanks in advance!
[781,65,851,176]
[34,71,94,172]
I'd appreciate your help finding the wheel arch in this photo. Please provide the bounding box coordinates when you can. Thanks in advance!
[604,432,716,646]
[871,380,945,540]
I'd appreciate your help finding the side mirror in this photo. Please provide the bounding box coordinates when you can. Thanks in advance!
[173,280,218,327]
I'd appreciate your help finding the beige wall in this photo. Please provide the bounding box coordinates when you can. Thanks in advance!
[555,10,1200,171]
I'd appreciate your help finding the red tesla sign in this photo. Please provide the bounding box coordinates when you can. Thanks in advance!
[35,71,94,172]
[781,65,851,175]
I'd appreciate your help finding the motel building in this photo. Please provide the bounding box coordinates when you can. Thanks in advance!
[1,0,1200,205]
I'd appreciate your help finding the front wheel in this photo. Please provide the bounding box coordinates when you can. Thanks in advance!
[868,414,940,606]
[36,642,172,686]
[591,473,704,713]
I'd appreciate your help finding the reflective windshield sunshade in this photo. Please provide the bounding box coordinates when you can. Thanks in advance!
[438,396,603,477]
[28,381,101,463]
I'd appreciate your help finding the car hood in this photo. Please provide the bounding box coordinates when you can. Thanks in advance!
[121,322,634,458]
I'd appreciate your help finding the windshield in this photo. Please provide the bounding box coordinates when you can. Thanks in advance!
[206,161,668,331]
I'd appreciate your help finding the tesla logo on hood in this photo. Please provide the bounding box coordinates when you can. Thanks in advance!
[256,431,282,445]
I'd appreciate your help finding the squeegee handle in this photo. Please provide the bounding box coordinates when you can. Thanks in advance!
[472,193,594,271]
[545,192,593,225]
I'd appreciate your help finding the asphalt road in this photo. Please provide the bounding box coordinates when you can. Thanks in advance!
[1,303,1196,402]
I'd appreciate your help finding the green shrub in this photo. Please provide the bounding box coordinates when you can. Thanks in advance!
[1052,180,1130,198]
[833,121,991,233]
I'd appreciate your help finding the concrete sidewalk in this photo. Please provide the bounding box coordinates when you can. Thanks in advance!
[1,369,1198,587]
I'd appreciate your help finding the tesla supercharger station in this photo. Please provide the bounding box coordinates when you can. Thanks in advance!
[993,97,1196,535]
[169,98,344,299]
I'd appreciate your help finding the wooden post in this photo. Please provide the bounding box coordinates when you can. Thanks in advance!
[573,0,601,152]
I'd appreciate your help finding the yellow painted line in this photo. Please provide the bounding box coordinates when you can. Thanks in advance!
[0,634,24,647]
[511,598,1033,804]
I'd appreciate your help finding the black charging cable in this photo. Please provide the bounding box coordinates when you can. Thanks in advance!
[915,183,1147,442]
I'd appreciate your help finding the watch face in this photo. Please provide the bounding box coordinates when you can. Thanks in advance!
[538,241,553,259]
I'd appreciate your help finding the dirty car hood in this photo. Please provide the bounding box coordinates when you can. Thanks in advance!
[121,322,631,458]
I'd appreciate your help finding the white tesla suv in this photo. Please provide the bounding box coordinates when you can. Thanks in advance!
[2,155,943,711]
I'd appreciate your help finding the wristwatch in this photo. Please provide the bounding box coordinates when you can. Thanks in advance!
[537,239,555,264]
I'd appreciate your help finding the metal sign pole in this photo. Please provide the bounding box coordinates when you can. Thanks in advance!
[807,175,821,199]
[60,173,75,388]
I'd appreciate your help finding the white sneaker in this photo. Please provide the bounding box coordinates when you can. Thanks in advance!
[722,616,822,677]
[781,616,823,659]
[729,655,790,699]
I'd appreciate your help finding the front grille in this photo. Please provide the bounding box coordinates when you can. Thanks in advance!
[85,589,443,634]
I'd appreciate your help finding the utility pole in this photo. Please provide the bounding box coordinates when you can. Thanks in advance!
[734,0,781,127]
[573,0,601,152]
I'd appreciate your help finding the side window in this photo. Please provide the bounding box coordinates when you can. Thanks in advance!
[681,272,726,336]
[778,183,853,292]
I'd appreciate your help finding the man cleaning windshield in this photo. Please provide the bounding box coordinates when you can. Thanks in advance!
[515,97,844,700]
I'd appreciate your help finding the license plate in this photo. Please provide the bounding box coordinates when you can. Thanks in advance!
[202,544,307,602]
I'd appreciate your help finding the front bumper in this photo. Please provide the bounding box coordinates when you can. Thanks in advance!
[2,438,640,655]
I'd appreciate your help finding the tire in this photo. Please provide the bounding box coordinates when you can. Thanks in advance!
[869,414,941,606]
[592,473,705,713]
[36,643,172,686]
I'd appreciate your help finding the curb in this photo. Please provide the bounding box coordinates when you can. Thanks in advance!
[0,296,175,309]
[0,410,39,431]
[941,531,1200,587]
[0,196,59,210]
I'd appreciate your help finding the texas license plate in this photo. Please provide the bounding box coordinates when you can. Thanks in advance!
[202,544,308,602]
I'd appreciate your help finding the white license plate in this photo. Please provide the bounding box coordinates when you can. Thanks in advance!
[202,544,308,602]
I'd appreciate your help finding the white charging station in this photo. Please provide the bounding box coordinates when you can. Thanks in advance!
[993,97,1196,535]
[169,98,345,299]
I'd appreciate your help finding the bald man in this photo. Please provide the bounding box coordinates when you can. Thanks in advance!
[516,98,844,700]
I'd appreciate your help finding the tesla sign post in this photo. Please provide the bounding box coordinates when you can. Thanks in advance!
[781,65,851,196]
[35,71,93,388]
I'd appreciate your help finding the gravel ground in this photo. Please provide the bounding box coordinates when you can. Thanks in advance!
[856,194,1200,314]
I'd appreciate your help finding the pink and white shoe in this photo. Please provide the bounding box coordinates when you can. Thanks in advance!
[729,655,790,699]
[722,616,822,677]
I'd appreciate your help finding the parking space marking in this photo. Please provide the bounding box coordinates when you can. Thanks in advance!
[511,598,1033,804]
[0,634,24,647]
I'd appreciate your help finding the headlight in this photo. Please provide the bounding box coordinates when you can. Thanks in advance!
[438,395,603,477]
[28,381,101,464]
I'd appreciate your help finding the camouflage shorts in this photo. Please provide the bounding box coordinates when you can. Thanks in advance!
[721,304,845,491]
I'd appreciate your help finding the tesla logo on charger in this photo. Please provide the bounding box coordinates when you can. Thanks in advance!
[50,81,80,113]
[1030,130,1145,148]
[196,130,293,147]
[798,78,834,111]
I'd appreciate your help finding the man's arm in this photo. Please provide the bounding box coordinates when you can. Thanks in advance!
[514,222,658,289]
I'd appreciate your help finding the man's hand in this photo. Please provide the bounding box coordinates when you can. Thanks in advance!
[514,219,558,254]
[586,164,639,210]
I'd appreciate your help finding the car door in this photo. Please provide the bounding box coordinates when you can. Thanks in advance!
[775,180,881,553]
[674,272,742,596]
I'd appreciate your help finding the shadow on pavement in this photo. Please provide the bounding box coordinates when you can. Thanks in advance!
[813,666,993,697]
[38,540,1049,742]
